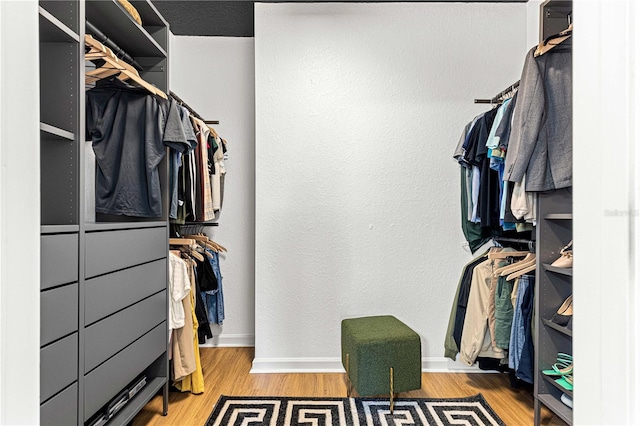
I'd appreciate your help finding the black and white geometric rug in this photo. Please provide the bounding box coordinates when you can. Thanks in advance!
[205,394,506,426]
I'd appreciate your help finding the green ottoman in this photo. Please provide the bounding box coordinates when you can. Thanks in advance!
[341,315,421,408]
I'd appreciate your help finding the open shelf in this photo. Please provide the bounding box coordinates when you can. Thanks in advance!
[543,263,573,276]
[40,123,75,141]
[541,374,573,398]
[39,6,79,43]
[544,213,572,220]
[85,0,167,57]
[538,394,573,425]
[542,319,573,337]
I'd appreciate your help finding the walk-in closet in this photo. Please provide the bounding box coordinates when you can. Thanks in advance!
[0,0,638,425]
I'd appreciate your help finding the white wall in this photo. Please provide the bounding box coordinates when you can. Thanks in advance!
[0,1,40,423]
[574,1,640,424]
[170,35,256,347]
[253,2,530,372]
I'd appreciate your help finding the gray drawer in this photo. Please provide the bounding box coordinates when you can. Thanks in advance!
[84,322,166,421]
[41,333,78,403]
[85,291,167,373]
[41,234,78,290]
[85,227,167,278]
[40,382,77,426]
[85,259,166,325]
[41,283,78,346]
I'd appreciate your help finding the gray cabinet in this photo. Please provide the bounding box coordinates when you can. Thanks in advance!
[534,189,573,425]
[39,1,171,424]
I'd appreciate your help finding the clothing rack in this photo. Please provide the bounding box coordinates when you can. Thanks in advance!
[86,20,143,71]
[169,91,220,125]
[474,80,520,105]
[494,236,536,252]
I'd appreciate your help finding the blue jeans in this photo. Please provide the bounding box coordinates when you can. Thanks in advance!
[202,249,225,324]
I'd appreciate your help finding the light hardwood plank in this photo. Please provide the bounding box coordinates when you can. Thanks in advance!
[133,347,567,425]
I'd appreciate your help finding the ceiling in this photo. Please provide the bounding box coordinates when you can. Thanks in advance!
[151,1,528,38]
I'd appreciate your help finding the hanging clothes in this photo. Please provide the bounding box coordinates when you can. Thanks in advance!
[86,77,192,218]
[504,40,573,191]
[444,249,490,360]
[169,105,198,220]
[168,252,191,330]
[445,248,534,372]
[173,256,205,394]
[170,253,196,382]
[202,248,225,325]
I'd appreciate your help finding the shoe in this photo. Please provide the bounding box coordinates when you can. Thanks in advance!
[551,295,573,326]
[551,240,573,268]
[555,374,573,391]
[561,393,573,408]
[542,353,573,376]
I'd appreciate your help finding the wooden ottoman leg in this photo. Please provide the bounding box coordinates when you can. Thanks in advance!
[346,353,351,397]
[390,367,394,414]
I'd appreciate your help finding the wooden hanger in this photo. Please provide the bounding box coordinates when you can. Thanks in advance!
[488,250,531,260]
[506,264,536,281]
[498,254,536,277]
[535,23,572,57]
[493,253,535,276]
[183,234,227,253]
[85,34,167,99]
[169,238,196,246]
[169,238,205,261]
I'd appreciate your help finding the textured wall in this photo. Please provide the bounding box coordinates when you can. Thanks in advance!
[254,2,529,371]
[170,35,256,346]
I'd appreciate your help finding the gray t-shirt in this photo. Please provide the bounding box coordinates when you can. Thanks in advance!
[86,78,188,217]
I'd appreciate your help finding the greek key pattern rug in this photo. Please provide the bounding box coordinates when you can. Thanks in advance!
[205,394,506,426]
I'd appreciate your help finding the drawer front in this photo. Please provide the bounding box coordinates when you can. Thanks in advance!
[40,382,77,426]
[41,234,78,290]
[85,291,167,373]
[41,283,78,346]
[85,227,167,278]
[83,322,166,421]
[40,333,78,403]
[85,259,166,325]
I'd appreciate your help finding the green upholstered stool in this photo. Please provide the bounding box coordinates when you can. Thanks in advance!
[341,315,421,410]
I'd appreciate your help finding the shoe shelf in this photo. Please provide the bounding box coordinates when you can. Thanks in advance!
[535,187,573,426]
[538,394,573,425]
[543,264,573,276]
[542,374,573,398]
[544,213,573,220]
[542,319,572,337]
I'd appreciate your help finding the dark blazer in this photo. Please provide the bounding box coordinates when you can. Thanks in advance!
[504,39,572,191]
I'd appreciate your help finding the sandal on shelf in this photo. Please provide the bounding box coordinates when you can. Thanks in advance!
[551,295,573,326]
[555,374,574,391]
[542,353,573,376]
[551,240,573,268]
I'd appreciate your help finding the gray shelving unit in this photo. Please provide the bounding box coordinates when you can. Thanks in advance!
[38,1,171,425]
[534,188,573,425]
[533,3,573,424]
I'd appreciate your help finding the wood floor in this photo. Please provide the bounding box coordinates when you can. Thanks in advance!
[133,347,567,426]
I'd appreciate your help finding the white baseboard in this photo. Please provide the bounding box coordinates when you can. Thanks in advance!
[199,334,255,348]
[250,356,486,374]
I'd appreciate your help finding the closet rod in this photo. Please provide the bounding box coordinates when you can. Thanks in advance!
[85,20,143,71]
[474,80,520,105]
[494,236,536,252]
[169,91,220,125]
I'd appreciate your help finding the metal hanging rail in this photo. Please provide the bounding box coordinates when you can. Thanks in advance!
[169,91,220,125]
[474,80,520,105]
[86,20,143,71]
